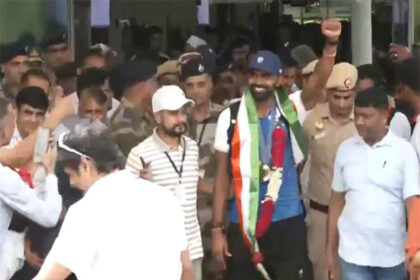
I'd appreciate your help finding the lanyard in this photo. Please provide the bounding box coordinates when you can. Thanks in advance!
[164,137,187,183]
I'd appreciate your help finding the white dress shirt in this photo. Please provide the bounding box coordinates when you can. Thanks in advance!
[0,162,62,278]
[37,170,188,280]
[332,131,420,267]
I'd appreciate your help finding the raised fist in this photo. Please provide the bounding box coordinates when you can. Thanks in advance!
[321,19,342,43]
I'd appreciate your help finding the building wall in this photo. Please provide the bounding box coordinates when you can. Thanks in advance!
[0,0,48,44]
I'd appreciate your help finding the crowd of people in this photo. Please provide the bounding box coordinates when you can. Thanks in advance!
[1,17,420,280]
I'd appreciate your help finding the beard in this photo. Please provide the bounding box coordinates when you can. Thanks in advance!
[249,85,274,102]
[164,123,186,137]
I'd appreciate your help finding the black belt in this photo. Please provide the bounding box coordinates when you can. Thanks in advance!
[310,200,329,214]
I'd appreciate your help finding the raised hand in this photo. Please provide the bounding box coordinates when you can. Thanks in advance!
[321,19,342,44]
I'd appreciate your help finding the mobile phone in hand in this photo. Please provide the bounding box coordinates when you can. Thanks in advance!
[34,128,51,164]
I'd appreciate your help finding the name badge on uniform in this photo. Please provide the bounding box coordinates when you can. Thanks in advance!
[313,132,326,140]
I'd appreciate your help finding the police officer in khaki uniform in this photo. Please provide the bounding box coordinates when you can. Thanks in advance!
[303,63,358,280]
[180,52,223,279]
[110,59,159,156]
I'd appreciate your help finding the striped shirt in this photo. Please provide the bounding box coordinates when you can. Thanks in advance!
[125,130,203,260]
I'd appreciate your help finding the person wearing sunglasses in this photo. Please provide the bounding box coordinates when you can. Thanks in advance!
[35,122,194,280]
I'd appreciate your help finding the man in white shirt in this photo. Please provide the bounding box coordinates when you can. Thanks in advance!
[356,63,412,141]
[126,85,203,280]
[327,86,420,280]
[4,86,50,278]
[0,98,62,280]
[35,122,194,280]
[10,87,49,147]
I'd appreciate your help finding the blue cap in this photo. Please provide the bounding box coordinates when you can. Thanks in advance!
[0,39,29,64]
[249,50,282,75]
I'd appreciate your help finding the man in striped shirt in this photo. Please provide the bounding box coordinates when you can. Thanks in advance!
[126,85,204,280]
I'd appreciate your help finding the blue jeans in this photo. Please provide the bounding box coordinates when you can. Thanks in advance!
[340,258,407,280]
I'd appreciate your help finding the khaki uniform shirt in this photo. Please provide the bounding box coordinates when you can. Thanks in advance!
[303,103,357,205]
[187,102,223,276]
[110,98,155,157]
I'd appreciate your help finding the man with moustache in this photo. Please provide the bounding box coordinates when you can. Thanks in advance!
[303,63,358,280]
[126,85,204,280]
[211,18,341,280]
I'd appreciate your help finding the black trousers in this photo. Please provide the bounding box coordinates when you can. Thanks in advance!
[226,215,307,280]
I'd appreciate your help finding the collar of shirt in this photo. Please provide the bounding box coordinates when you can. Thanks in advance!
[152,128,186,153]
[318,102,354,122]
[354,129,396,148]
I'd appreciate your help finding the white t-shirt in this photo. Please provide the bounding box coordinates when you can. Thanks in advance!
[289,90,312,125]
[411,116,420,160]
[38,171,188,280]
[332,131,420,267]
[390,111,411,141]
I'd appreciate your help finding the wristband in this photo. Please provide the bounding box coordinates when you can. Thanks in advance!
[323,49,337,57]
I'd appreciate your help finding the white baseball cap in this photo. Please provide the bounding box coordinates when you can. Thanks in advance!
[152,85,195,113]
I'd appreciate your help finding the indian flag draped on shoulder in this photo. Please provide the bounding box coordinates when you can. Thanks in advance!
[229,50,308,279]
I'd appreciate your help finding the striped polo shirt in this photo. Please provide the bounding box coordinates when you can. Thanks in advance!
[125,130,203,260]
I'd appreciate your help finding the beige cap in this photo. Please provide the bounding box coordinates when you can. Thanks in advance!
[302,59,319,75]
[326,62,358,90]
[157,60,179,78]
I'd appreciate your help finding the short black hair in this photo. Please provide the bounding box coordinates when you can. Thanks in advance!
[58,122,125,174]
[355,86,389,111]
[16,86,49,111]
[357,64,383,86]
[77,68,108,97]
[79,86,108,106]
[231,36,251,50]
[395,57,420,93]
[21,69,51,86]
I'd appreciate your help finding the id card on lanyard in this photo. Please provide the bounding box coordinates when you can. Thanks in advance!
[164,137,186,202]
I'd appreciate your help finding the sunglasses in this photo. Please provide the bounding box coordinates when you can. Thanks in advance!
[58,132,92,160]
